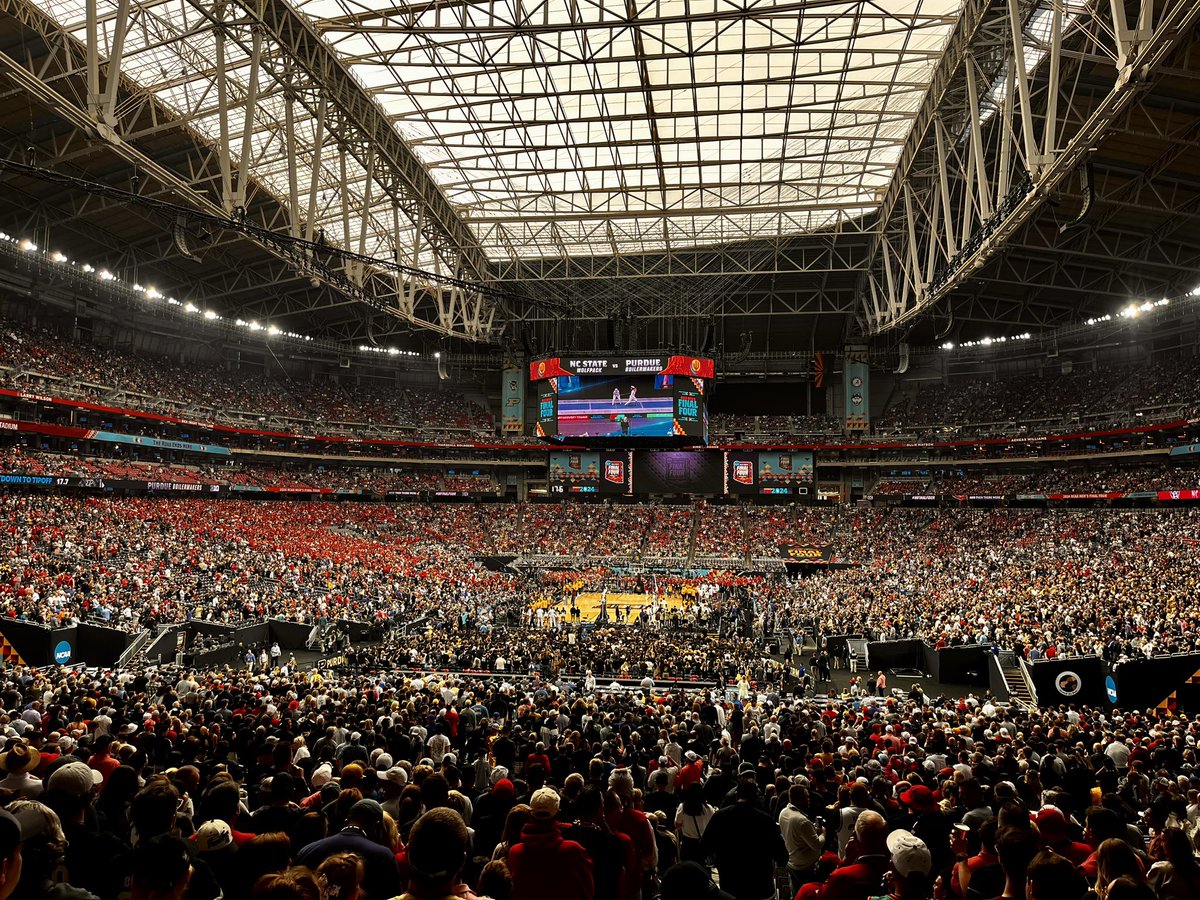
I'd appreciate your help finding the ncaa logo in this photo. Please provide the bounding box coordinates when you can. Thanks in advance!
[1056,671,1082,697]
[733,461,754,485]
[1106,676,1118,705]
[54,640,71,665]
[690,358,701,375]
[604,460,625,483]
[536,361,546,378]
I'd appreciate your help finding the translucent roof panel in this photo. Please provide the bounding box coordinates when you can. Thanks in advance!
[33,0,964,264]
[298,0,964,257]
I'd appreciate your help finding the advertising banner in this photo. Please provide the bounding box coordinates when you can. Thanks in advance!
[501,362,525,434]
[778,544,834,563]
[843,345,870,432]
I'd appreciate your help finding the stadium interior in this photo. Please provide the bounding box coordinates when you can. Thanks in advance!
[0,0,1198,899]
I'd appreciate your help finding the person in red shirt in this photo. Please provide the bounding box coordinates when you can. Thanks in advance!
[86,734,120,789]
[525,742,552,777]
[675,752,704,791]
[608,767,657,889]
[1034,807,1091,866]
[796,810,891,900]
[508,787,593,900]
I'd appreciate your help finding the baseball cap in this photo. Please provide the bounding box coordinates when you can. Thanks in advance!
[47,761,102,797]
[529,787,560,819]
[887,829,932,878]
[348,798,384,824]
[1034,807,1069,844]
[311,763,334,788]
[194,819,233,853]
[267,771,294,797]
[384,766,409,788]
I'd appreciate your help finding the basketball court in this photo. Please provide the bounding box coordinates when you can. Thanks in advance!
[552,591,692,624]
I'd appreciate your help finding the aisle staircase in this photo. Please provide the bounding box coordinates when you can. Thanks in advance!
[996,651,1037,708]
[685,505,700,563]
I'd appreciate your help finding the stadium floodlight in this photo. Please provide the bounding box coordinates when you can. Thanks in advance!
[99,269,114,281]
[18,239,37,252]
[267,325,280,335]
[941,342,955,350]
[204,310,218,320]
[51,252,67,263]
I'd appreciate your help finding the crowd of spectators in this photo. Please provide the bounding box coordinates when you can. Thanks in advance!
[869,464,1199,497]
[693,504,746,558]
[0,653,1193,900]
[8,312,1200,455]
[3,489,1197,672]
[0,319,494,438]
[769,507,1200,662]
[879,356,1200,434]
[0,447,500,494]
[710,415,841,440]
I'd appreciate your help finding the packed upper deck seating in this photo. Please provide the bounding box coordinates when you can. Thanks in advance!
[0,318,495,437]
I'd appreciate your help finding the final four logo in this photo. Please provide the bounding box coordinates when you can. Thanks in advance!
[732,460,754,485]
[690,358,702,375]
[604,460,625,483]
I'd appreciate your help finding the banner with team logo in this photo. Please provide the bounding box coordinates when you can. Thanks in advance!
[843,346,870,432]
[778,544,834,564]
[529,355,715,381]
[500,362,525,434]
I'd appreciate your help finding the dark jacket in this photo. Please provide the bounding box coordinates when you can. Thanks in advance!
[294,827,402,900]
[700,801,787,900]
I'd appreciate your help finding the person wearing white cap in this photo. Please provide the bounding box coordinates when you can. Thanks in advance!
[880,829,933,900]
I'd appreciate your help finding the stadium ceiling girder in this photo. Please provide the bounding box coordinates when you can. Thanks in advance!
[292,0,963,256]
[0,154,346,319]
[11,0,977,318]
[0,0,502,342]
[860,0,1200,337]
[485,226,874,284]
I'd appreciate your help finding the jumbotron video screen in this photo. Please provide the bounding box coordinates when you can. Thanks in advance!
[531,355,714,447]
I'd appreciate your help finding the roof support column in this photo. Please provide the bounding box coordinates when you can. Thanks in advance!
[284,77,300,238]
[1006,0,1040,175]
[304,94,326,243]
[1043,0,1063,161]
[100,0,130,126]
[213,10,234,212]
[963,56,992,220]
[996,58,1015,205]
[933,117,958,256]
[1110,0,1133,69]
[232,26,263,212]
[84,0,100,118]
